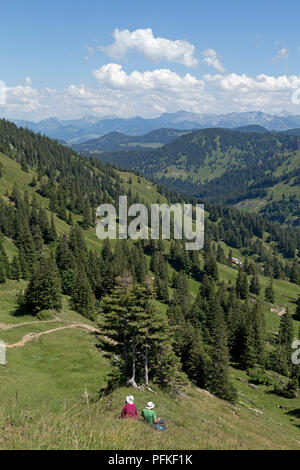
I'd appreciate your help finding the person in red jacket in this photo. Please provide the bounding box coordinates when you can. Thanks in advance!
[121,395,139,419]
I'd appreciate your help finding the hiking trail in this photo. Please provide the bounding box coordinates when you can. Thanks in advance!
[0,314,102,349]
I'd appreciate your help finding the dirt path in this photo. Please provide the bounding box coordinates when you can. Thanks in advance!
[5,322,100,349]
[0,318,59,331]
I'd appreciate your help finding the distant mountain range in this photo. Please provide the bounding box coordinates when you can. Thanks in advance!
[12,111,300,144]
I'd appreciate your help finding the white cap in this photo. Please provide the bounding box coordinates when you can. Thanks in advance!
[126,395,134,405]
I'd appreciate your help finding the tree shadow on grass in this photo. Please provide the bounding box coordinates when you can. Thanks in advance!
[286,408,300,419]
[285,409,300,428]
[11,304,31,318]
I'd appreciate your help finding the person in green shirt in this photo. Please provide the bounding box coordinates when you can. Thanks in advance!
[141,402,167,430]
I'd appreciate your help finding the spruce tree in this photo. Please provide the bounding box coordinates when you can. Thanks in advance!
[204,247,218,281]
[10,255,21,281]
[277,310,294,376]
[0,261,6,283]
[25,256,62,314]
[100,277,183,389]
[206,307,237,402]
[265,279,275,303]
[290,260,300,285]
[48,214,57,243]
[70,268,95,320]
[250,274,260,296]
[182,324,209,388]
[82,199,91,230]
[236,267,249,300]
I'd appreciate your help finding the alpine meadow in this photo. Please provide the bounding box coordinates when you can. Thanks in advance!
[1,0,300,456]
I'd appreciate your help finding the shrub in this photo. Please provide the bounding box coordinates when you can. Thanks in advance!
[37,309,55,321]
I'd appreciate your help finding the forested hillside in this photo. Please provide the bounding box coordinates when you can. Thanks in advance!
[1,120,300,449]
[72,128,191,153]
[94,127,300,225]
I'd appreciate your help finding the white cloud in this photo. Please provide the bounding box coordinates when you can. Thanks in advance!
[24,77,32,85]
[84,44,95,61]
[202,49,225,72]
[203,72,300,113]
[3,69,300,120]
[272,47,289,63]
[204,72,300,92]
[100,28,198,67]
[0,81,6,105]
[5,84,41,113]
[90,63,210,116]
[93,63,204,91]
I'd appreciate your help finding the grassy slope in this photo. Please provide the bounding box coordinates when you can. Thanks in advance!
[2,386,300,450]
[1,159,300,449]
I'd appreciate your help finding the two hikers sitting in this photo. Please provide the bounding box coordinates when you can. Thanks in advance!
[121,396,167,431]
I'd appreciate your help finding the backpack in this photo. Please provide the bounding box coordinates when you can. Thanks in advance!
[155,423,168,432]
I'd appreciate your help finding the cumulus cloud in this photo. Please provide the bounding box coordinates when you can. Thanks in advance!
[90,63,211,116]
[5,83,41,113]
[0,81,6,105]
[100,28,198,67]
[93,63,203,91]
[272,47,289,63]
[204,72,300,92]
[203,72,300,113]
[202,49,225,72]
[3,68,300,120]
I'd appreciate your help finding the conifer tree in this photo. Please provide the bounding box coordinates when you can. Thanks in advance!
[277,310,294,376]
[32,225,43,253]
[216,244,226,265]
[82,199,91,230]
[265,278,275,303]
[10,255,21,281]
[100,276,183,389]
[204,247,218,281]
[48,214,57,243]
[70,268,95,320]
[181,323,209,388]
[67,211,74,226]
[236,267,249,299]
[38,208,50,243]
[0,261,6,283]
[25,256,62,314]
[206,305,237,402]
[15,221,36,271]
[290,260,300,285]
[250,273,260,296]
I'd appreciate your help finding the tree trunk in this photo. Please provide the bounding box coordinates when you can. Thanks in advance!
[124,334,128,373]
[126,342,144,390]
[131,342,136,382]
[126,377,142,389]
[145,346,149,387]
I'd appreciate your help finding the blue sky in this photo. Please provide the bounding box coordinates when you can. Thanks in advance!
[1,0,300,120]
